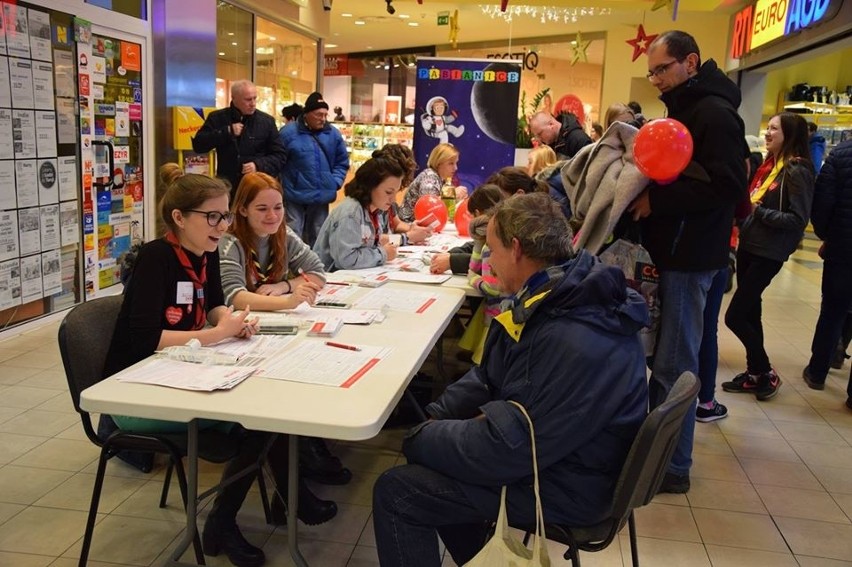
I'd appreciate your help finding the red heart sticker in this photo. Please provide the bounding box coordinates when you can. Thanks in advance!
[165,306,182,325]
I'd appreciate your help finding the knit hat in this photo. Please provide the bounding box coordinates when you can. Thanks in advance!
[304,92,329,113]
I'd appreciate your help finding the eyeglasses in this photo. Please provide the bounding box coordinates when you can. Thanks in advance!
[185,210,234,226]
[647,59,682,80]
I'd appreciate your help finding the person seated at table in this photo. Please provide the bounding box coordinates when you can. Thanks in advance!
[372,193,650,566]
[219,171,353,487]
[428,167,543,275]
[103,173,336,567]
[457,184,509,364]
[378,144,432,245]
[526,145,557,177]
[314,151,403,271]
[399,142,465,222]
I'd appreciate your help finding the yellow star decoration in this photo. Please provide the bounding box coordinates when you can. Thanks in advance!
[652,0,679,19]
[449,9,460,48]
[570,32,590,66]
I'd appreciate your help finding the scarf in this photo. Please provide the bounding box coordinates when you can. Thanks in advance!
[750,154,784,205]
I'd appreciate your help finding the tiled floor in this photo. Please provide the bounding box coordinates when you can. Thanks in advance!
[2,240,852,566]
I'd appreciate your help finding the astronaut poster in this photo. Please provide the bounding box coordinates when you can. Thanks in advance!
[414,57,521,191]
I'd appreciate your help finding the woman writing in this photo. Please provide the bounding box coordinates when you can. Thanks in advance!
[722,112,815,401]
[399,142,464,222]
[219,172,352,487]
[378,144,432,244]
[104,174,336,567]
[313,151,404,271]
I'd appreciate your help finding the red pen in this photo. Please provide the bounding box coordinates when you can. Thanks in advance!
[325,341,361,352]
[298,268,311,284]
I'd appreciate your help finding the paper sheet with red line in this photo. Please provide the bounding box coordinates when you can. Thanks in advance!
[257,342,391,388]
[353,288,439,313]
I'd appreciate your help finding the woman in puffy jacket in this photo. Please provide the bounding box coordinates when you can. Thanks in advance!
[722,112,814,401]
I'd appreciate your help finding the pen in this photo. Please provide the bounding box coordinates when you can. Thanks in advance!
[325,341,361,352]
[325,281,351,286]
[298,268,312,284]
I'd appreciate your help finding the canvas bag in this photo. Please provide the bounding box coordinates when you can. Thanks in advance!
[464,401,551,567]
[598,238,660,356]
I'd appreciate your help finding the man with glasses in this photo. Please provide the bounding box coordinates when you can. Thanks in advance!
[529,109,592,160]
[192,80,286,199]
[629,30,748,494]
[279,91,350,246]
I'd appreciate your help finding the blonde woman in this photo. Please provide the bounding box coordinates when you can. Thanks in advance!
[399,143,463,222]
[526,145,557,177]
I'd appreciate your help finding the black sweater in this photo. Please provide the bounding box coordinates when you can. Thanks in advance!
[103,239,224,378]
[642,59,748,271]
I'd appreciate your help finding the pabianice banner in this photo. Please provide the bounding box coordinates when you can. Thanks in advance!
[414,57,521,191]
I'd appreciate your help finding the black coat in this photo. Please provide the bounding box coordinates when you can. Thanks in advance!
[811,139,852,264]
[551,113,593,160]
[643,59,748,271]
[191,104,286,194]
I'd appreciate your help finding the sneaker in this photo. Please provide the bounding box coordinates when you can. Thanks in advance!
[755,370,782,401]
[802,366,825,391]
[657,472,690,494]
[696,400,728,422]
[721,371,759,394]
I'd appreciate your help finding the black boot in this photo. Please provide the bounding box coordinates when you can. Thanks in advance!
[269,479,338,526]
[202,518,265,567]
[299,437,352,485]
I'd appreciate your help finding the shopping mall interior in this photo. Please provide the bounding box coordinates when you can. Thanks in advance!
[1,0,852,565]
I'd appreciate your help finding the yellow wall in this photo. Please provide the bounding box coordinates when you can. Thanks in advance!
[601,11,733,122]
[761,48,852,118]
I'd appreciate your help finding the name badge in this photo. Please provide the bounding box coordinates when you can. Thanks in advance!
[176,281,194,304]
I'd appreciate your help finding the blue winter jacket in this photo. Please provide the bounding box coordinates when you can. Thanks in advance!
[809,134,826,174]
[404,251,649,526]
[279,119,349,206]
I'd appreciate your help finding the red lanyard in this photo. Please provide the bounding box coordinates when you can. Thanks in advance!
[165,232,207,330]
[369,209,381,246]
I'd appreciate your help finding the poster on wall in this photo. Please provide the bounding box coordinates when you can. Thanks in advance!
[0,210,19,261]
[4,3,31,58]
[414,57,521,191]
[0,259,21,310]
[20,254,42,302]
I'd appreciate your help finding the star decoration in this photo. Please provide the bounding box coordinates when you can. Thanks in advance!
[626,24,658,62]
[652,0,680,20]
[570,32,590,66]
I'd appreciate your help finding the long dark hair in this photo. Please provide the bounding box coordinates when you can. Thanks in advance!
[344,151,404,206]
[774,112,812,169]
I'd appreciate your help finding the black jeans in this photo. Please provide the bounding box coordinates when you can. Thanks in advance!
[808,260,852,386]
[373,464,500,567]
[724,249,783,375]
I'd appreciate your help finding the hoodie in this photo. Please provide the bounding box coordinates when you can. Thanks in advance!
[403,251,649,526]
[642,59,748,271]
[551,113,593,160]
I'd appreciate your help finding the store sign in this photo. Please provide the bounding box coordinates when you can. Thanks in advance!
[486,50,539,71]
[324,54,349,76]
[731,0,841,58]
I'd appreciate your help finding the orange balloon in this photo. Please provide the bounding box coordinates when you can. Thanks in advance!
[634,118,693,182]
[454,198,471,237]
[414,195,448,232]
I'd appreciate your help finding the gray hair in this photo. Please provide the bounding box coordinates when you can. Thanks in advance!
[231,80,255,99]
[491,193,574,263]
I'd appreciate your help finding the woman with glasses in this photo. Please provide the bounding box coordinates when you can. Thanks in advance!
[103,173,275,567]
[722,113,815,400]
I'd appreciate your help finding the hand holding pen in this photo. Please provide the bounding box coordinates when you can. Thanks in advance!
[294,269,323,305]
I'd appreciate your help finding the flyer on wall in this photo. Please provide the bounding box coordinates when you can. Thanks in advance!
[59,200,79,245]
[20,254,43,303]
[9,57,35,108]
[41,249,62,296]
[0,210,20,262]
[14,160,38,207]
[39,204,60,250]
[18,207,41,256]
[0,56,10,107]
[0,259,22,310]
[0,161,15,209]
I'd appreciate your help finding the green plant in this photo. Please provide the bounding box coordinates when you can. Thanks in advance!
[516,87,550,148]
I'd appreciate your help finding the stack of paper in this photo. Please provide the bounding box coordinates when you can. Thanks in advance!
[306,317,344,337]
[117,359,258,391]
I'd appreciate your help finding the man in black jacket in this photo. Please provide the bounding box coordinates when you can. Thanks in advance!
[529,110,592,159]
[629,30,748,493]
[191,80,286,197]
[803,139,852,408]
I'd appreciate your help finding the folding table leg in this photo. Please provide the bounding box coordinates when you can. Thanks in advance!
[288,434,308,566]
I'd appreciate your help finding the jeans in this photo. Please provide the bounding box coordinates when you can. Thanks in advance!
[286,202,329,248]
[724,249,783,375]
[808,260,852,383]
[650,269,717,476]
[698,268,729,404]
[373,465,504,567]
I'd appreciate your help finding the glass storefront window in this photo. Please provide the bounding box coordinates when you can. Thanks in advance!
[343,52,428,124]
[215,2,253,107]
[255,17,317,127]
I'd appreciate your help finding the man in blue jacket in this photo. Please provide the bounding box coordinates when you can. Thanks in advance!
[279,91,349,246]
[373,193,649,567]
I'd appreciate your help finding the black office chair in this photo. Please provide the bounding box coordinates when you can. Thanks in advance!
[521,371,700,567]
[58,295,251,567]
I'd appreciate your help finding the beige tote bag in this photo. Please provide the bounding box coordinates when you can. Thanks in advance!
[464,401,551,567]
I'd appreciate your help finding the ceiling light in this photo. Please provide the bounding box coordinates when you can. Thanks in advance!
[341,12,352,17]
[408,22,419,27]
[326,43,338,48]
[231,42,237,46]
[228,32,234,36]
[218,52,225,56]
[269,36,276,41]
[354,20,365,25]
[398,14,410,19]
[384,64,390,69]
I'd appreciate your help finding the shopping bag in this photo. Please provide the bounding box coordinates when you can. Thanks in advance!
[599,239,660,356]
[464,401,551,567]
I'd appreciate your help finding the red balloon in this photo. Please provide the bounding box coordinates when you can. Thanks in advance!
[454,199,471,237]
[414,195,448,232]
[633,118,694,182]
[553,94,585,126]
